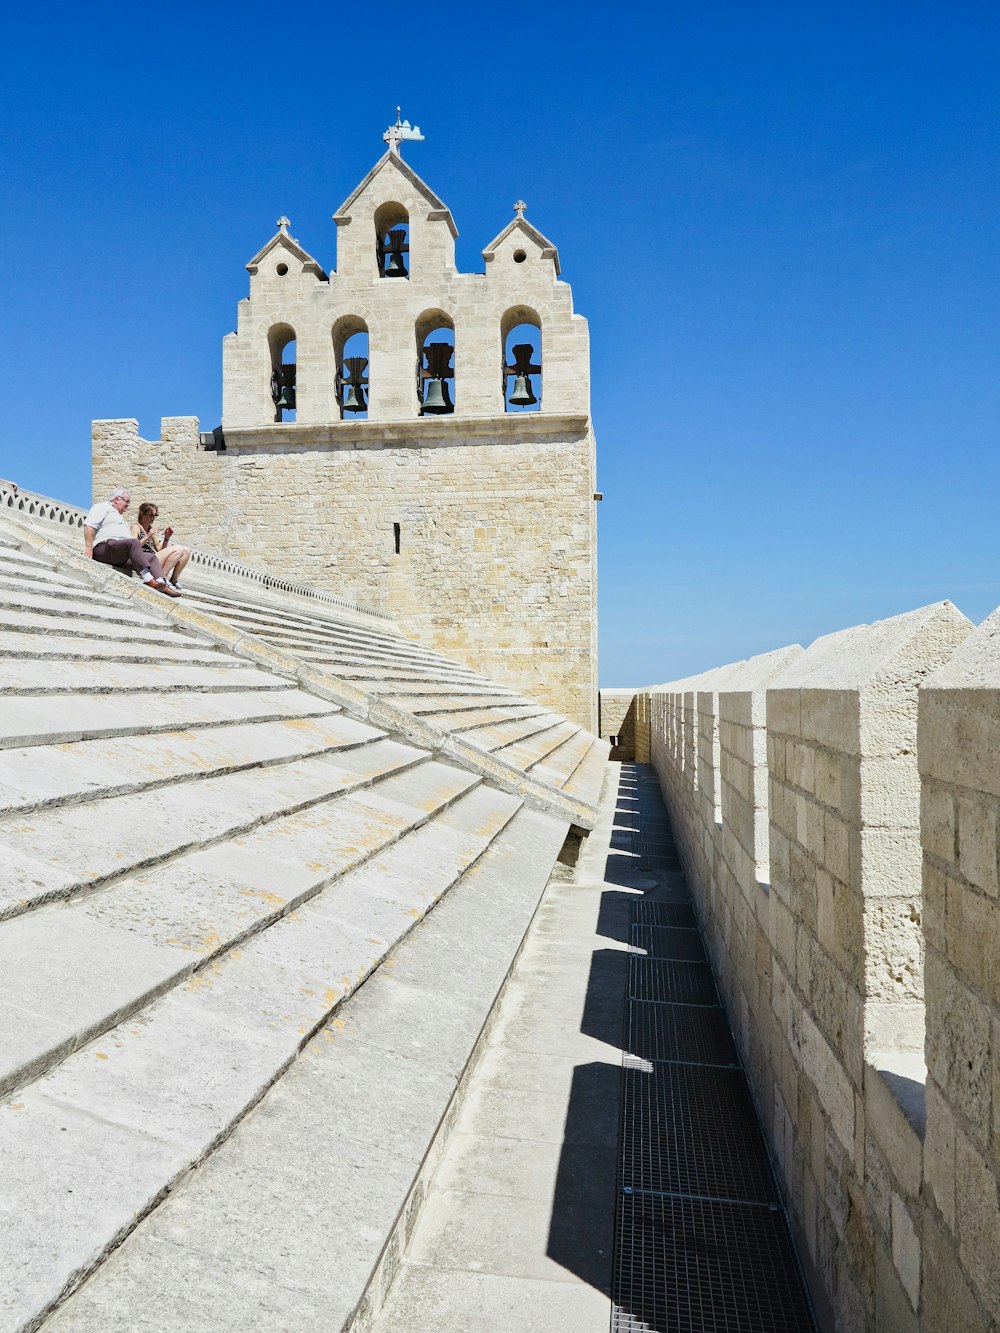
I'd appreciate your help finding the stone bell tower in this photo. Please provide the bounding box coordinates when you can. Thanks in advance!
[92,115,599,729]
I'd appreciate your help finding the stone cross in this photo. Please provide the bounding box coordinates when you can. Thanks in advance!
[514,200,527,219]
[277,216,290,231]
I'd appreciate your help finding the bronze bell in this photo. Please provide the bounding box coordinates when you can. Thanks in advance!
[339,355,369,415]
[422,378,448,413]
[272,363,296,412]
[505,342,541,409]
[384,228,408,278]
[508,373,536,406]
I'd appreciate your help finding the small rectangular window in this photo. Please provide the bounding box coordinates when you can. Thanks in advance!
[393,522,401,555]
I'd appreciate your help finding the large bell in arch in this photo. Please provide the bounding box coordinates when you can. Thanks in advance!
[271,364,296,412]
[383,228,409,279]
[339,355,369,415]
[508,374,536,407]
[422,377,451,413]
[505,342,540,409]
[420,341,455,415]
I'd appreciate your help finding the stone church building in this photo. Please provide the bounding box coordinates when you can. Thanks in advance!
[92,132,599,730]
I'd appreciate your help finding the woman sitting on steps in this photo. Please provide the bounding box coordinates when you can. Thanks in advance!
[131,502,192,590]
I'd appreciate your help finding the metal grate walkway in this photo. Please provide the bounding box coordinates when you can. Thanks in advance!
[611,766,816,1333]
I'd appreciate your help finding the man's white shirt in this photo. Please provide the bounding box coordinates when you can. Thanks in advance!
[84,501,132,544]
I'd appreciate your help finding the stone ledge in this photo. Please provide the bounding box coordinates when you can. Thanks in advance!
[219,413,590,451]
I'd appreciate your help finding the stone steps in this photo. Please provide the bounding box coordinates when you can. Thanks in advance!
[459,710,568,753]
[0,712,381,815]
[0,687,334,751]
[562,734,609,805]
[34,803,567,1333]
[0,754,479,1096]
[495,717,579,770]
[0,628,232,665]
[0,505,595,1330]
[0,784,547,1333]
[0,657,294,695]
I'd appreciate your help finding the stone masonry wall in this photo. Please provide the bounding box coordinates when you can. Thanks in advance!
[599,689,650,762]
[93,416,598,731]
[635,600,1000,1330]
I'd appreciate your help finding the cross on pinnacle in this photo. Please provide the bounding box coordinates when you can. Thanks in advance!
[514,200,527,219]
[276,216,291,231]
[383,108,424,157]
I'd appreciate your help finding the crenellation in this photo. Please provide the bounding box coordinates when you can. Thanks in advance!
[630,597,1000,1328]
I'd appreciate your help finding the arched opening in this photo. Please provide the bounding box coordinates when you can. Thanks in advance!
[332,316,370,421]
[375,201,410,280]
[416,310,455,416]
[502,307,542,413]
[268,323,297,423]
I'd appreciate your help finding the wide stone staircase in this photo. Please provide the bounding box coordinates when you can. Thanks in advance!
[0,506,607,1332]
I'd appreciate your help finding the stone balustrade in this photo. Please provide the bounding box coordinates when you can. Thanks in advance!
[628,600,1000,1330]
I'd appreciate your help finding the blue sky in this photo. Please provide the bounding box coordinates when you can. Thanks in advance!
[2,2,998,684]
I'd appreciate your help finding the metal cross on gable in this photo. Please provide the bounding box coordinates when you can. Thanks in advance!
[514,200,527,218]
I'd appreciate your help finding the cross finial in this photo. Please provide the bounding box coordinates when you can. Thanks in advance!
[277,215,291,231]
[383,108,425,157]
[514,199,527,219]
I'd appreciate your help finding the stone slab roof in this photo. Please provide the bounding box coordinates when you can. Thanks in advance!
[0,503,606,1329]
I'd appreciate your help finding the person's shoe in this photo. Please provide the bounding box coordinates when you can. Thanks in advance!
[157,582,183,597]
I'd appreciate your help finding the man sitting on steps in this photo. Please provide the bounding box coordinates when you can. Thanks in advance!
[83,489,182,597]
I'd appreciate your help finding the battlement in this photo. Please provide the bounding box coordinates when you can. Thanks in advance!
[619,601,1000,1329]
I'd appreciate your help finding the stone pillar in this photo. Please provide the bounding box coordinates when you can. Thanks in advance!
[919,607,1000,1328]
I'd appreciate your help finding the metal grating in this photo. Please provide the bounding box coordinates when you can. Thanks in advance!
[612,1193,817,1333]
[611,766,817,1332]
[620,1063,778,1203]
[630,924,706,962]
[628,956,719,1006]
[631,901,697,929]
[624,1000,739,1068]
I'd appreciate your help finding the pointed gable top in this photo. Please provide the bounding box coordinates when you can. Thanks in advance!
[246,220,327,278]
[482,214,560,276]
[333,151,458,239]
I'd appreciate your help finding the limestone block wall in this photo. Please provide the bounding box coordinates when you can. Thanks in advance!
[93,416,598,731]
[919,609,1000,1329]
[637,600,1000,1330]
[599,688,650,761]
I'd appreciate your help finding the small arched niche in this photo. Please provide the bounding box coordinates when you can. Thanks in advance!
[416,310,455,416]
[375,201,410,280]
[502,306,542,413]
[268,323,297,422]
[332,316,370,420]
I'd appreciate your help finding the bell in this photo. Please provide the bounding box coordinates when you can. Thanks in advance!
[508,374,536,407]
[383,228,408,278]
[342,384,367,413]
[276,387,291,409]
[422,377,448,413]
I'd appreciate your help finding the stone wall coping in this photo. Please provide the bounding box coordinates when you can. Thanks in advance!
[921,602,1000,689]
[219,413,591,450]
[769,602,973,693]
[0,480,393,625]
[718,645,805,698]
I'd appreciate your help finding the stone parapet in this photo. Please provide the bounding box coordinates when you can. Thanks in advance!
[643,600,1000,1331]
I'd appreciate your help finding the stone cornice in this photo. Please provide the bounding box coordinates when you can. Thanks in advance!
[220,413,590,450]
